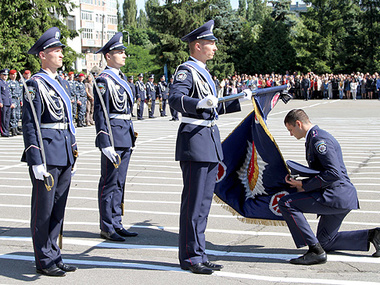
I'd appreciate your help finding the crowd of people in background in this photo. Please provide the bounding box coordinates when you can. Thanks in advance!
[1,69,380,138]
[215,72,380,101]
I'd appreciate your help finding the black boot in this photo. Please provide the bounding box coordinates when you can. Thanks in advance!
[369,228,380,257]
[12,128,17,136]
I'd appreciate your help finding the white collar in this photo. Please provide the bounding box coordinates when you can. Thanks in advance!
[189,56,206,70]
[107,66,121,78]
[42,69,58,80]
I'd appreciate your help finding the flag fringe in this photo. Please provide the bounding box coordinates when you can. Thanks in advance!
[213,195,287,227]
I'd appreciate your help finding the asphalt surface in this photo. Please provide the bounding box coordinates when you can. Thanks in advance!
[0,99,380,284]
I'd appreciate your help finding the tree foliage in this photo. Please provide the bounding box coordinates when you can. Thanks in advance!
[122,0,137,29]
[0,0,78,73]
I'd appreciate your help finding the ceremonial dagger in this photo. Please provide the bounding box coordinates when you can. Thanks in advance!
[19,72,54,191]
[90,73,121,168]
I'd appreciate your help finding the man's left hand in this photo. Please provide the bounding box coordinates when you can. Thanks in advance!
[285,174,305,192]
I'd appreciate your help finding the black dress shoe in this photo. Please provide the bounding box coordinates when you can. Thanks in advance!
[181,263,214,275]
[290,251,327,265]
[115,228,138,237]
[36,264,66,277]
[56,261,77,272]
[369,227,380,257]
[100,230,125,241]
[203,261,223,271]
[137,118,144,120]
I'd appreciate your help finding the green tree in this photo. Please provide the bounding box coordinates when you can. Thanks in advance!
[246,0,270,25]
[137,9,148,29]
[0,0,78,73]
[147,0,211,75]
[117,1,123,30]
[122,44,160,75]
[295,0,360,73]
[238,0,247,19]
[122,0,137,29]
[358,0,380,72]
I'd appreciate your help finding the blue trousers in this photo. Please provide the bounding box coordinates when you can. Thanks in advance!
[279,191,369,252]
[179,161,218,268]
[149,100,155,118]
[160,99,167,116]
[137,100,144,119]
[1,105,11,136]
[98,148,131,233]
[29,164,72,270]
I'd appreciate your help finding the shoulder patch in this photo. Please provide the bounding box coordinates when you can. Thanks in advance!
[97,83,106,95]
[25,86,36,102]
[176,71,188,82]
[315,140,327,155]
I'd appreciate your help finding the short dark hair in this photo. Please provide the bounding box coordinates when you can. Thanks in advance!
[284,109,310,126]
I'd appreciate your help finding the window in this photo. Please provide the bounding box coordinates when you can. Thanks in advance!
[81,11,93,21]
[107,31,116,41]
[107,15,117,25]
[67,16,76,30]
[82,28,93,39]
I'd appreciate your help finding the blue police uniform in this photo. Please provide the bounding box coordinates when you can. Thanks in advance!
[21,27,77,274]
[127,76,136,117]
[168,20,241,271]
[8,73,22,135]
[146,75,156,118]
[94,32,138,239]
[279,125,372,253]
[67,77,78,122]
[0,69,12,137]
[76,78,87,127]
[168,76,179,121]
[158,76,168,117]
[135,75,146,120]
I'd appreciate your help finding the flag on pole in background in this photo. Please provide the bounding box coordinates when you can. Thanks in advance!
[214,86,294,225]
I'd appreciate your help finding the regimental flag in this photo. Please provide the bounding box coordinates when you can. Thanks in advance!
[214,87,295,225]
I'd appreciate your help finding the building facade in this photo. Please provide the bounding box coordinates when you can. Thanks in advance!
[66,0,119,73]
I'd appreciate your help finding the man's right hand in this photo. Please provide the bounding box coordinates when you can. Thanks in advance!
[101,146,118,164]
[197,95,218,109]
[32,164,49,180]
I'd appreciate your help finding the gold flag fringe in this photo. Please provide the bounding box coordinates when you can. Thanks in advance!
[213,195,287,227]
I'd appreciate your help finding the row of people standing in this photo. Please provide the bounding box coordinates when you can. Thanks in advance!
[291,73,380,100]
[66,72,94,127]
[130,73,178,120]
[0,69,31,137]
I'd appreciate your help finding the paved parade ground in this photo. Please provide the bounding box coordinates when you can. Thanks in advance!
[1,99,380,284]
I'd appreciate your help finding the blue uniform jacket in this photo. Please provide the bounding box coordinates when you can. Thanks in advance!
[127,81,136,100]
[145,81,156,100]
[158,81,168,100]
[21,70,77,167]
[168,61,241,163]
[94,70,136,149]
[135,80,146,101]
[303,125,359,210]
[0,79,12,106]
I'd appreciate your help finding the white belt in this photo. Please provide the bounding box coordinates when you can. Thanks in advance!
[41,123,68,130]
[181,117,216,127]
[109,113,131,120]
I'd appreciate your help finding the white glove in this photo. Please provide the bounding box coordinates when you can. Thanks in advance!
[101,146,118,164]
[71,162,77,177]
[197,95,218,109]
[239,89,252,102]
[32,164,49,181]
